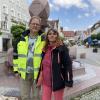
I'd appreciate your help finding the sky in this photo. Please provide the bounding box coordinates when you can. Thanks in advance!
[27,0,100,31]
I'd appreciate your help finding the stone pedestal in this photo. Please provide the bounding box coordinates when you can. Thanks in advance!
[72,61,85,77]
[80,53,86,59]
[69,46,77,60]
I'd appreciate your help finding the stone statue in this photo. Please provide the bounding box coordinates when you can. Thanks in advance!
[29,0,50,28]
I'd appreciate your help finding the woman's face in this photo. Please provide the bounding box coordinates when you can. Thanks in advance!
[47,30,58,43]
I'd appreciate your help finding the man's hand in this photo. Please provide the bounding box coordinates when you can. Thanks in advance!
[14,73,20,79]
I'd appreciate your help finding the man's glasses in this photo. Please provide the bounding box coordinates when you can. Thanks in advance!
[30,23,40,26]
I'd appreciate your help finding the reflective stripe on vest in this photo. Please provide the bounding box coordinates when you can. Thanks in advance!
[13,53,18,56]
[34,54,41,57]
[13,64,18,72]
[18,54,41,58]
[13,60,18,72]
[18,54,27,58]
[18,67,39,72]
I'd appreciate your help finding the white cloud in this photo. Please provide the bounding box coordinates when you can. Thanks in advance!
[90,0,100,12]
[84,13,90,17]
[49,3,53,10]
[63,26,70,30]
[78,12,91,19]
[52,0,88,9]
[27,0,32,4]
[48,18,53,20]
[49,3,60,11]
[88,24,93,28]
[64,27,75,31]
[63,26,77,31]
[78,15,82,19]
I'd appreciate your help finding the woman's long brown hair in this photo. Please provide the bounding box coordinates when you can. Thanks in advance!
[43,28,63,52]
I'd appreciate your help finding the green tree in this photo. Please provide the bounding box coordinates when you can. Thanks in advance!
[11,24,26,48]
[11,24,26,39]
[0,31,2,35]
[91,34,97,40]
[84,38,88,43]
[97,32,100,40]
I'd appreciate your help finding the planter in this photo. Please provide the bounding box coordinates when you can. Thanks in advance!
[93,48,98,53]
[80,53,86,59]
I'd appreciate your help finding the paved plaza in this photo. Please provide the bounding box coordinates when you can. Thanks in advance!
[0,46,100,100]
[76,46,100,67]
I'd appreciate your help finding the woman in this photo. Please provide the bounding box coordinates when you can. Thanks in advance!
[37,28,73,100]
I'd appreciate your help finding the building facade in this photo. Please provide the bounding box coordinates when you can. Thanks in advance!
[0,0,30,52]
[91,20,100,34]
[45,19,60,33]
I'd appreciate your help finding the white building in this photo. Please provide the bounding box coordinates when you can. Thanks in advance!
[91,21,100,34]
[0,0,30,52]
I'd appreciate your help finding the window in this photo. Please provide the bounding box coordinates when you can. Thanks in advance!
[95,24,99,29]
[9,0,13,2]
[17,0,20,5]
[1,21,7,30]
[1,14,8,30]
[2,5,8,14]
[3,38,10,51]
[11,9,15,17]
[18,12,21,19]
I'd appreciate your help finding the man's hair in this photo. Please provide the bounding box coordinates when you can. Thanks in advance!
[29,16,41,25]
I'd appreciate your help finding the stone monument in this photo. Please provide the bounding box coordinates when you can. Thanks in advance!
[29,0,50,30]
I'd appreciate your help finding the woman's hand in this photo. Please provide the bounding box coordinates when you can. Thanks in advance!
[36,77,42,87]
[65,80,73,87]
[36,71,43,87]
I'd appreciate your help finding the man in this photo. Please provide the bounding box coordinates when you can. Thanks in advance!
[13,16,45,100]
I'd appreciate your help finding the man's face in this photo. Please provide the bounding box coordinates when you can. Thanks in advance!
[29,18,40,34]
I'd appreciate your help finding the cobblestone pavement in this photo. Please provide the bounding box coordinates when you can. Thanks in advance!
[0,87,20,97]
[71,87,100,100]
[0,75,20,99]
[0,95,18,100]
[0,63,20,99]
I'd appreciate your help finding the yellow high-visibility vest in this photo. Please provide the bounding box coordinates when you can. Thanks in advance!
[13,34,45,80]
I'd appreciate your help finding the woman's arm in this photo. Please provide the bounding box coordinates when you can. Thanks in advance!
[61,45,73,87]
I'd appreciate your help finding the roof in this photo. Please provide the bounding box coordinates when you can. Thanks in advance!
[63,31,75,37]
[47,20,59,29]
[91,20,100,32]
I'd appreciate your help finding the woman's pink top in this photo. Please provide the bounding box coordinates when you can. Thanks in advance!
[42,45,54,87]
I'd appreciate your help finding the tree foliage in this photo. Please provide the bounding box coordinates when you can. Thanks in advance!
[97,32,100,40]
[84,38,88,43]
[0,31,2,35]
[11,24,26,38]
[91,34,97,40]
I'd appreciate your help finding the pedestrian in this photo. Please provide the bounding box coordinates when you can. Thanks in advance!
[13,16,46,100]
[4,43,13,76]
[37,28,73,100]
[7,47,13,72]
